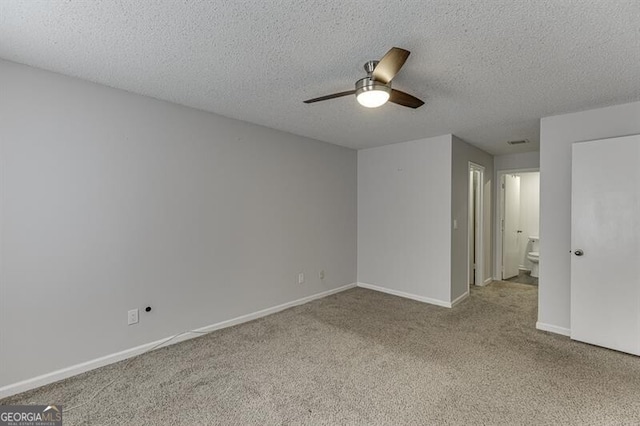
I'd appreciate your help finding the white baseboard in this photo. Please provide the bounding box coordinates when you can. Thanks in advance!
[0,283,357,400]
[450,291,469,307]
[469,279,491,287]
[536,321,571,336]
[357,282,453,308]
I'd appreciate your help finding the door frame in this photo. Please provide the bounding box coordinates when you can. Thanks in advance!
[494,167,539,281]
[468,162,485,289]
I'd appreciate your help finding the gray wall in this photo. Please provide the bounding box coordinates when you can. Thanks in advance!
[0,60,357,387]
[357,135,452,303]
[494,151,539,172]
[450,136,493,301]
[539,101,640,332]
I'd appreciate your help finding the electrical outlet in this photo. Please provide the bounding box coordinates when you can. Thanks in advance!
[319,270,325,280]
[127,309,139,325]
[298,272,305,284]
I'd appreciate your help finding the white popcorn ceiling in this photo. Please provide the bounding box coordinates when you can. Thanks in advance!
[1,0,639,154]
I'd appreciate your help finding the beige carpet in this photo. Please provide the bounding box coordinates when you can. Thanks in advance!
[3,281,640,425]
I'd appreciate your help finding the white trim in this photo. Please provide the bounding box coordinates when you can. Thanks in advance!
[450,291,469,307]
[536,322,571,336]
[482,277,493,286]
[468,162,485,290]
[357,282,453,308]
[0,283,357,399]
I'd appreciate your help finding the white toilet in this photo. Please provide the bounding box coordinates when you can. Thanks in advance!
[527,236,539,278]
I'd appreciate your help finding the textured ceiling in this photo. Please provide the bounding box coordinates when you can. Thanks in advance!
[1,1,639,155]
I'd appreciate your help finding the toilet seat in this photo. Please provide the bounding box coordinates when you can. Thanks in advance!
[527,241,540,278]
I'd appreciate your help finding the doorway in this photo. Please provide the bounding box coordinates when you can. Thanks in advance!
[497,169,540,285]
[468,162,485,288]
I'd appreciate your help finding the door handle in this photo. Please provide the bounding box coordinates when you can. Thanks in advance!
[516,230,523,233]
[574,249,584,256]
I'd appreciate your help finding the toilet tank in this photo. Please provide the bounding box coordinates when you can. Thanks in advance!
[529,236,539,252]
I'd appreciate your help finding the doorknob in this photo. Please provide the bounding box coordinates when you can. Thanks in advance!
[574,249,584,256]
[516,230,523,233]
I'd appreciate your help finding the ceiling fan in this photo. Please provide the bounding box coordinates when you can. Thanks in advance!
[303,47,425,109]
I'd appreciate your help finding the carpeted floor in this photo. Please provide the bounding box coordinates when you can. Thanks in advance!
[3,281,640,425]
[505,271,538,286]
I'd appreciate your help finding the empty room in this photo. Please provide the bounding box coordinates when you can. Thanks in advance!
[1,1,640,424]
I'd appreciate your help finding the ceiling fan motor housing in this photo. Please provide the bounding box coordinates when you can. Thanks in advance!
[357,60,390,99]
[355,77,391,96]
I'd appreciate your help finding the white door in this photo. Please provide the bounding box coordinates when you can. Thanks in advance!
[469,165,485,287]
[571,134,640,355]
[468,170,475,284]
[502,175,520,279]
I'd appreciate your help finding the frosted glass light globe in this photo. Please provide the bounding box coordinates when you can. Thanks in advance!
[356,89,391,108]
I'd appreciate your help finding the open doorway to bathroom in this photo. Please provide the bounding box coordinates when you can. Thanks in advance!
[497,170,539,285]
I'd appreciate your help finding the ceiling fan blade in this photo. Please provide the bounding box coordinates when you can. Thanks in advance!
[389,89,425,109]
[303,90,355,104]
[371,47,410,84]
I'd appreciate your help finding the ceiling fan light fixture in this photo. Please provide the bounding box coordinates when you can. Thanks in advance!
[355,78,391,108]
[356,89,390,108]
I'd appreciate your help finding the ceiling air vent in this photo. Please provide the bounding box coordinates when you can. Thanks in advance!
[507,139,529,145]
